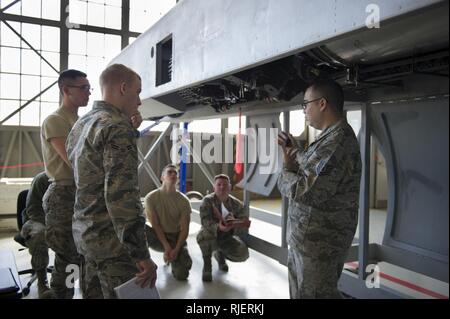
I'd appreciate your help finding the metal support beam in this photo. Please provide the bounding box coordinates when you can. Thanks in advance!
[281,111,289,249]
[0,0,21,13]
[249,207,281,227]
[243,116,250,213]
[221,118,228,176]
[246,235,288,266]
[137,148,161,188]
[0,18,59,73]
[61,22,140,38]
[121,0,130,49]
[179,138,215,186]
[138,123,172,174]
[0,81,58,125]
[18,130,22,177]
[59,0,69,74]
[180,122,188,193]
[0,11,140,38]
[162,133,171,163]
[358,103,371,280]
[0,12,59,27]
[1,130,18,178]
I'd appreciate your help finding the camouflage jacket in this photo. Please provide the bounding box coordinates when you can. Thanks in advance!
[198,193,247,239]
[277,119,361,256]
[66,101,149,262]
[24,171,50,225]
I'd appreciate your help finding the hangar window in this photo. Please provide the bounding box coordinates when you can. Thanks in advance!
[1,0,60,21]
[279,111,306,137]
[68,30,121,116]
[129,0,177,33]
[68,0,122,30]
[189,119,222,134]
[0,22,60,126]
[138,120,170,132]
[129,37,137,45]
[228,116,247,135]
[347,110,362,136]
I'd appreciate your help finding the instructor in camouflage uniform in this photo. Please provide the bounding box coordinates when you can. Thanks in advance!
[197,174,251,282]
[277,79,361,298]
[66,64,157,299]
[20,171,50,297]
[144,164,192,281]
[40,69,90,298]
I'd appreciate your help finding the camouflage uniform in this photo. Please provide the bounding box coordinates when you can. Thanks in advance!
[197,193,249,264]
[277,119,361,299]
[43,184,81,298]
[145,226,192,280]
[20,171,50,281]
[66,101,150,299]
[41,106,83,299]
[144,188,192,280]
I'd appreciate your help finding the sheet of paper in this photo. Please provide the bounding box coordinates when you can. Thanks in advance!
[221,202,230,219]
[114,276,160,299]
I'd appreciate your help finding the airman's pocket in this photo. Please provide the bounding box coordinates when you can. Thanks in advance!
[288,205,311,247]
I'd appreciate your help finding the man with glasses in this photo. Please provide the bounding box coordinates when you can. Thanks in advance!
[40,69,90,298]
[277,79,361,298]
[19,171,50,298]
[144,164,193,281]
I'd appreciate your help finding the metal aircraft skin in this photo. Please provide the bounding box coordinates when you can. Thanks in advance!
[110,0,448,122]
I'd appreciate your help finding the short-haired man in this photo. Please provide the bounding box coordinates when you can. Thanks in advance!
[197,174,251,282]
[144,164,192,281]
[67,64,157,298]
[40,69,90,298]
[277,79,362,298]
[19,171,50,298]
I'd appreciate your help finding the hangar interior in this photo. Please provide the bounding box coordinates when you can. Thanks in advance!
[0,0,448,299]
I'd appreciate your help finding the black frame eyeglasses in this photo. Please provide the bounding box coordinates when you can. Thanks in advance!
[300,97,325,110]
[66,85,93,92]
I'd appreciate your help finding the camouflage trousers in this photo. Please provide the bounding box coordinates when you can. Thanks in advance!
[145,225,192,280]
[43,183,83,299]
[197,230,249,262]
[82,254,139,299]
[287,247,346,299]
[21,220,49,272]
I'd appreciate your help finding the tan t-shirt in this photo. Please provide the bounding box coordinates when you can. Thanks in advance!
[145,189,191,233]
[41,105,78,182]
